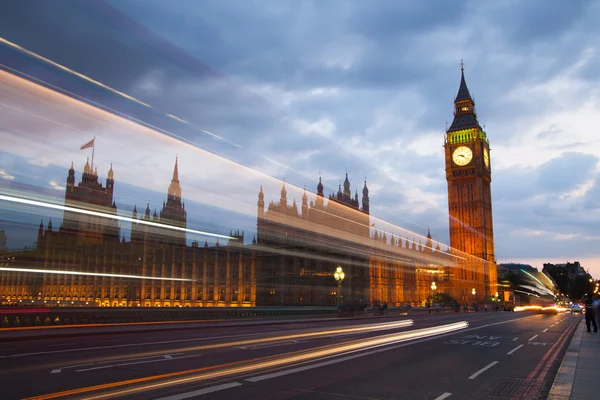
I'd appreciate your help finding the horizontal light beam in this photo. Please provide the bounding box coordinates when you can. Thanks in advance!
[0,194,235,241]
[0,266,191,282]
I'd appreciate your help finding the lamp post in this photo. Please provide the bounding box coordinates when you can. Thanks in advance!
[472,288,476,311]
[431,281,437,309]
[334,266,345,306]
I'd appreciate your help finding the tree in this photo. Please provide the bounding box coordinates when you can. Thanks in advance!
[571,275,594,300]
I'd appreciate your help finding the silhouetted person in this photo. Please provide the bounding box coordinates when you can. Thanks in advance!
[583,294,598,333]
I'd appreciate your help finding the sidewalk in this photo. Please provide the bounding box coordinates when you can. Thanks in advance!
[548,317,600,399]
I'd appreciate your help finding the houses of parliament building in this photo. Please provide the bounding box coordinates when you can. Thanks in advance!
[0,67,497,307]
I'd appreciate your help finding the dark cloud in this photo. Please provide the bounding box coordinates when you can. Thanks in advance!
[537,152,598,192]
[584,175,600,211]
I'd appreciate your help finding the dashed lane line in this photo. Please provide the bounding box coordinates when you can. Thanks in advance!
[507,344,524,355]
[468,361,499,380]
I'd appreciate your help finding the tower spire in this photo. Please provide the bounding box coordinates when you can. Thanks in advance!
[447,61,481,135]
[168,157,182,200]
[455,60,472,102]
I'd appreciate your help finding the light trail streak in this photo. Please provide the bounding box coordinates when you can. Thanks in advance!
[0,37,151,108]
[0,194,234,241]
[2,58,480,266]
[89,321,469,399]
[1,37,241,149]
[27,321,467,400]
[520,269,550,290]
[0,267,191,282]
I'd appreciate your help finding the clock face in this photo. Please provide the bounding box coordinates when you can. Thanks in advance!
[483,148,489,168]
[452,146,473,166]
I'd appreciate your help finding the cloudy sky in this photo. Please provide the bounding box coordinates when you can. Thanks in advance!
[1,0,599,275]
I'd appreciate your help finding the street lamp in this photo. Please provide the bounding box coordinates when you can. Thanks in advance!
[431,281,437,308]
[334,266,345,305]
[471,288,476,311]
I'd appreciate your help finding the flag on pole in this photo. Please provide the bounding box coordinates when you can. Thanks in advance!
[80,138,95,150]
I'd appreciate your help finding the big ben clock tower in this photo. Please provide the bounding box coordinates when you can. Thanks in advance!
[444,62,497,301]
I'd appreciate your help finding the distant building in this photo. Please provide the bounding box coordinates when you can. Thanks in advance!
[542,261,586,282]
[0,158,255,307]
[256,175,450,306]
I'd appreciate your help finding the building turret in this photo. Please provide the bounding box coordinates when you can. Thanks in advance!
[106,164,114,194]
[258,185,265,218]
[425,227,433,254]
[301,188,308,218]
[343,172,351,199]
[315,176,324,209]
[67,162,75,192]
[317,175,324,197]
[280,182,287,207]
[37,218,44,244]
[362,179,370,214]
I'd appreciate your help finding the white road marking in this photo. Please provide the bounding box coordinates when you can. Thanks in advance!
[434,393,452,400]
[154,382,243,400]
[543,328,548,332]
[95,353,184,365]
[512,338,519,341]
[76,354,203,372]
[528,334,538,341]
[50,362,94,374]
[507,344,524,355]
[468,361,499,379]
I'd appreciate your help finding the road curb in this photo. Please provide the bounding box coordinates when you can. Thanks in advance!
[547,317,583,399]
[0,313,409,342]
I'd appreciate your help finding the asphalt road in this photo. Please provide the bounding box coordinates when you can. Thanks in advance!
[0,311,580,400]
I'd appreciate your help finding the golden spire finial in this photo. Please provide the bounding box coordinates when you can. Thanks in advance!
[460,59,464,71]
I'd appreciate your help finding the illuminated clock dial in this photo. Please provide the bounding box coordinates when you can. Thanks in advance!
[452,146,473,166]
[483,148,489,168]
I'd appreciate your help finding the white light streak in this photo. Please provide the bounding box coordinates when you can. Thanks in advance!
[0,194,234,241]
[0,267,191,282]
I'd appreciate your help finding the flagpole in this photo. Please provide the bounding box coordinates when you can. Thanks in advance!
[91,135,95,171]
